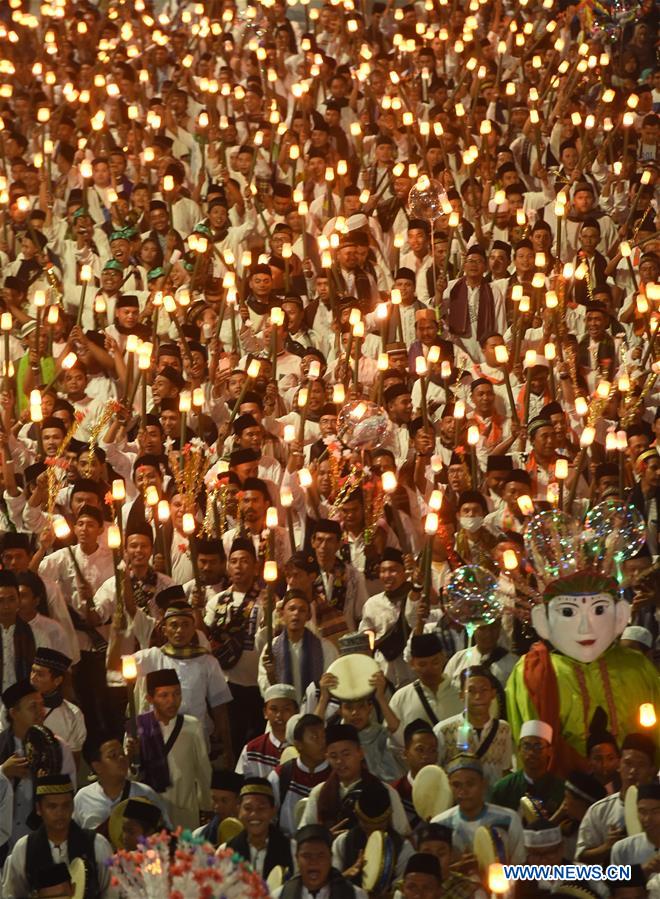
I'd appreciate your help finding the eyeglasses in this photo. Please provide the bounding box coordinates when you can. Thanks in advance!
[519,740,548,753]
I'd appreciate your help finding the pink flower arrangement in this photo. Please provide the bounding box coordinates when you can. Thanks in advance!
[110,832,270,899]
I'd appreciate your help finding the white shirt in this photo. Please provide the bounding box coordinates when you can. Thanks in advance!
[2,830,113,899]
[44,699,87,753]
[432,802,526,864]
[390,678,464,732]
[132,646,232,737]
[268,759,330,838]
[73,779,171,830]
[443,646,517,691]
[249,843,268,875]
[358,590,418,686]
[313,564,369,633]
[26,613,68,652]
[257,629,338,703]
[300,780,410,837]
[39,543,115,651]
[576,792,625,860]
[203,587,261,688]
[434,714,513,789]
[235,731,286,778]
[611,833,660,896]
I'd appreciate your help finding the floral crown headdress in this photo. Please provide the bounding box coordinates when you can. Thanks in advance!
[523,500,647,600]
[441,500,647,633]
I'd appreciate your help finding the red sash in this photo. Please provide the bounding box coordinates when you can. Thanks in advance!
[523,642,590,777]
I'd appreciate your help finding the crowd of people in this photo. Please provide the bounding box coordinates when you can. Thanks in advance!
[0,0,657,895]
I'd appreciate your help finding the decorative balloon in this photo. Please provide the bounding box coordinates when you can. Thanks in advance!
[582,499,646,574]
[443,565,503,751]
[523,509,583,584]
[337,400,390,450]
[443,565,502,629]
[407,176,447,222]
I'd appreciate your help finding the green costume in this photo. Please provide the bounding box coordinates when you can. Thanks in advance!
[16,353,55,414]
[506,643,660,770]
[489,770,565,816]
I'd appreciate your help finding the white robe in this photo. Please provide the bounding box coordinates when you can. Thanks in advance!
[156,713,212,830]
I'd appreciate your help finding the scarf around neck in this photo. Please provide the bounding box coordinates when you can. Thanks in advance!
[160,642,208,659]
[43,690,64,711]
[384,582,410,604]
[272,629,324,695]
[448,279,496,343]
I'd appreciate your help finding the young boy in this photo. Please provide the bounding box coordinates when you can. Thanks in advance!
[193,770,243,846]
[225,777,293,879]
[434,666,512,789]
[236,684,299,777]
[29,647,87,760]
[412,822,488,898]
[333,669,403,781]
[392,719,439,829]
[391,633,463,732]
[432,754,525,865]
[114,798,163,851]
[331,781,413,888]
[268,713,329,837]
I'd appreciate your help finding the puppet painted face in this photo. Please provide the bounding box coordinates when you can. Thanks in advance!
[532,592,630,663]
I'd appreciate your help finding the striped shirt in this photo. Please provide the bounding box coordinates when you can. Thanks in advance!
[236,732,286,778]
[269,759,331,836]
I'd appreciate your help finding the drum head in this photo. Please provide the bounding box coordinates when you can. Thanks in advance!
[624,785,642,836]
[279,746,299,765]
[294,798,308,828]
[474,825,506,872]
[362,830,384,891]
[412,765,451,821]
[218,816,244,845]
[266,865,284,891]
[326,653,380,700]
[69,858,86,899]
[519,795,544,824]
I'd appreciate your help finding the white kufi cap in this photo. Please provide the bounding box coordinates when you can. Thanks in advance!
[520,720,553,743]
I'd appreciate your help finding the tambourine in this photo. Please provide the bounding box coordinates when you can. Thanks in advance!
[69,857,86,899]
[326,653,380,700]
[519,794,546,825]
[218,816,244,845]
[266,866,286,891]
[279,746,299,765]
[412,765,451,822]
[294,798,308,828]
[473,825,507,873]
[24,725,62,776]
[551,887,602,899]
[362,830,396,893]
[624,785,642,836]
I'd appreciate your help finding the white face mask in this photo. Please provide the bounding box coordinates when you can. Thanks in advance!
[459,515,483,533]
